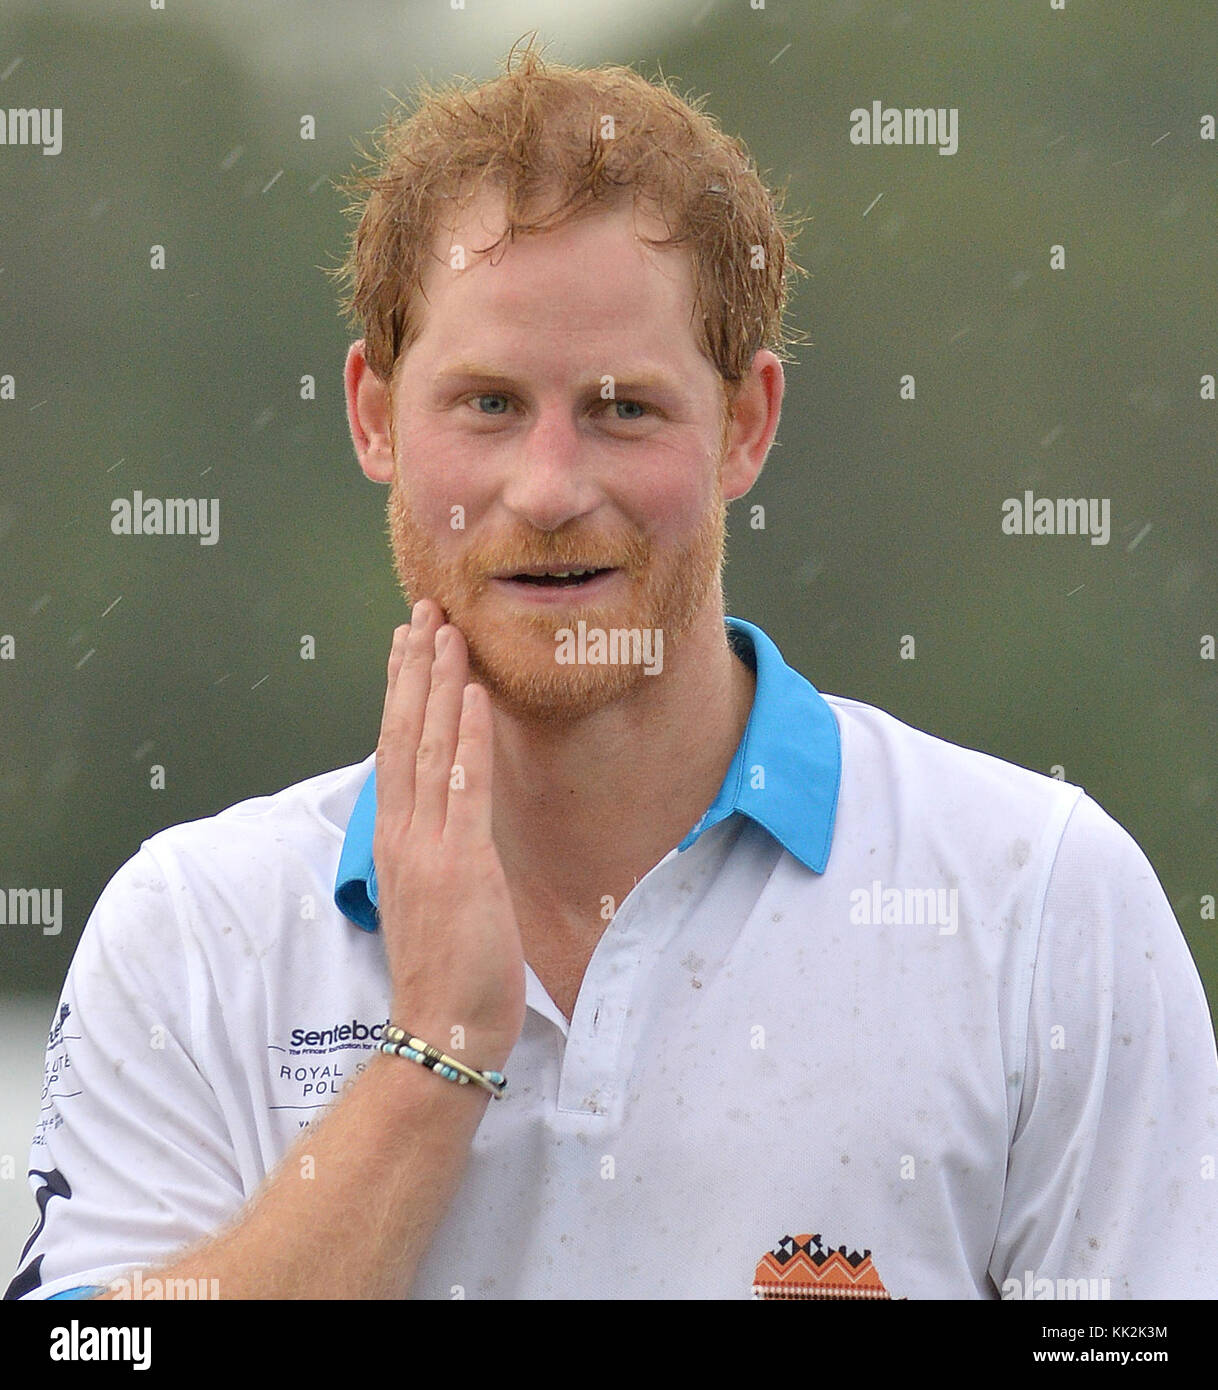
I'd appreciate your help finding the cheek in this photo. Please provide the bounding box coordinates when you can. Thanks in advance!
[630,471,718,539]
[628,432,723,519]
[395,434,484,530]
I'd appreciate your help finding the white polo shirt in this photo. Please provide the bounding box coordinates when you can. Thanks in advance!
[8,617,1218,1301]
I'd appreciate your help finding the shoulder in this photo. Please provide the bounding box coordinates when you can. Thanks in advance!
[76,756,374,971]
[822,690,1085,831]
[813,691,1170,923]
[142,755,373,867]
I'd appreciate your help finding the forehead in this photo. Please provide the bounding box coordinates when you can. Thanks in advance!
[398,188,707,380]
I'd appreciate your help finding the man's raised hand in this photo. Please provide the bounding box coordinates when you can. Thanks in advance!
[373,599,526,1076]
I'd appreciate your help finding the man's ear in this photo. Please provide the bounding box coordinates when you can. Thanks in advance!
[720,350,784,503]
[344,340,395,484]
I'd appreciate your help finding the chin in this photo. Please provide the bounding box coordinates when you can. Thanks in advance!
[474,661,648,725]
[451,597,664,724]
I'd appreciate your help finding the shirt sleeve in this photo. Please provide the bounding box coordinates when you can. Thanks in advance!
[5,844,248,1301]
[989,791,1218,1298]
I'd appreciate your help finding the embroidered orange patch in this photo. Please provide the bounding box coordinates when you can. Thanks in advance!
[752,1233,894,1300]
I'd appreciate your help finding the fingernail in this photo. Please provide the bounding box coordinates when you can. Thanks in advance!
[435,626,452,653]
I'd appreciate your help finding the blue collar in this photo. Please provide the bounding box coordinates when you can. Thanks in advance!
[334,616,840,931]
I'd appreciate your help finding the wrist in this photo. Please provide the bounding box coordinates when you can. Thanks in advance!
[386,1005,516,1075]
[368,1048,494,1117]
[379,1025,506,1099]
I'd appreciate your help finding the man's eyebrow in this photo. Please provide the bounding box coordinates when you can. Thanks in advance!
[428,362,686,395]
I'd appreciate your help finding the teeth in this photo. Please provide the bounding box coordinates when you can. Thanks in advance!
[507,567,605,582]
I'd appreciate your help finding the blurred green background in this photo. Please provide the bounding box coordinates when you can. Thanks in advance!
[1,0,1214,1028]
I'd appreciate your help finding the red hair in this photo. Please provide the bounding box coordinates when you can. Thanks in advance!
[334,33,806,399]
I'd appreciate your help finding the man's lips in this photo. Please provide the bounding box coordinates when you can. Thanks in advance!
[495,565,616,586]
[488,567,622,601]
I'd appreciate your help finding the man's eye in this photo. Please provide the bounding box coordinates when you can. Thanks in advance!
[465,395,649,420]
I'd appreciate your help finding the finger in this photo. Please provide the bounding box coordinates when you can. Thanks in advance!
[445,683,493,842]
[376,602,443,822]
[384,599,438,691]
[380,624,409,728]
[410,622,470,834]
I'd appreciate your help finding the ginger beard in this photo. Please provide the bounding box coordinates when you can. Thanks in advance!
[384,440,730,725]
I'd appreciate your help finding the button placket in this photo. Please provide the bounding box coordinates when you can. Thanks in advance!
[553,878,653,1119]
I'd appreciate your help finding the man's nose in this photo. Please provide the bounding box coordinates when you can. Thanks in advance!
[497,408,600,532]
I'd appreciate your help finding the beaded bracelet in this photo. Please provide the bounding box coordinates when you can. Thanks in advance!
[380,1023,507,1099]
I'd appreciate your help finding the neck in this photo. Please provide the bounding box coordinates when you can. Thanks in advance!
[489,598,755,917]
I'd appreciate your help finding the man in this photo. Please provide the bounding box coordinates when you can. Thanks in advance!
[9,39,1218,1302]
